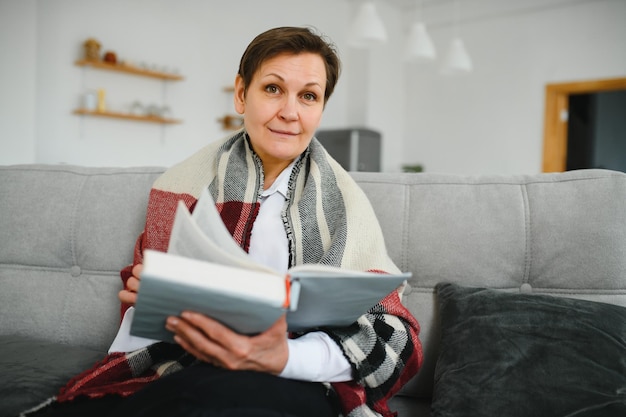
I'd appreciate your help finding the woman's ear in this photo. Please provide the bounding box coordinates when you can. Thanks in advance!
[234,75,246,115]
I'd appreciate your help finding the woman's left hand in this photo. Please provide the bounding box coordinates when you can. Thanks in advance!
[166,312,289,375]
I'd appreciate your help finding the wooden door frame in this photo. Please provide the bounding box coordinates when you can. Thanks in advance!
[542,77,626,172]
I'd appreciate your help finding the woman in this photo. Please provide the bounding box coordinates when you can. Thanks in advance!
[28,26,422,417]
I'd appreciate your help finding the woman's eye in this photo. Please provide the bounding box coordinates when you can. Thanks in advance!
[265,85,279,94]
[302,92,317,102]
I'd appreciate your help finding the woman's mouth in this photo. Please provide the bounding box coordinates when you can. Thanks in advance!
[269,128,299,137]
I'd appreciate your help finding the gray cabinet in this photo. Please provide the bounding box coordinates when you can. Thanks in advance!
[315,128,381,172]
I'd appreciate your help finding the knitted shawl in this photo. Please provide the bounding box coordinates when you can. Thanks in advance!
[30,131,423,417]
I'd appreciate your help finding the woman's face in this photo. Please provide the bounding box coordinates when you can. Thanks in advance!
[234,52,327,170]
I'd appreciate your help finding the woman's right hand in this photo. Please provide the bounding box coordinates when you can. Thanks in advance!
[118,264,143,306]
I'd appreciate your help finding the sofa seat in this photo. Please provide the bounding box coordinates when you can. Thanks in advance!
[0,335,105,416]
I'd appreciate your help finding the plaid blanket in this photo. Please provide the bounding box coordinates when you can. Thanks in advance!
[26,130,422,417]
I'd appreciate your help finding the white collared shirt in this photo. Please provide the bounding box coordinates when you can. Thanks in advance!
[248,161,352,382]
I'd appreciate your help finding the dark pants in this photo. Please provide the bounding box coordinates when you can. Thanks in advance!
[33,363,340,417]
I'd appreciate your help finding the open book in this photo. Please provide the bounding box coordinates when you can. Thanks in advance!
[130,188,410,342]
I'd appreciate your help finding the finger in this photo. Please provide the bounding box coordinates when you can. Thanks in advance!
[118,289,137,305]
[182,312,252,360]
[172,334,215,364]
[131,263,143,279]
[172,332,226,368]
[264,314,288,335]
[180,312,237,345]
[126,276,140,292]
[167,316,229,364]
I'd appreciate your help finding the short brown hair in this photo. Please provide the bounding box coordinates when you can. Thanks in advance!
[237,26,341,104]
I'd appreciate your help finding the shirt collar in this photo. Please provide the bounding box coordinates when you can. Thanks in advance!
[261,159,297,199]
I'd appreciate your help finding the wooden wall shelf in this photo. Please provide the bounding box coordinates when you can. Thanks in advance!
[217,114,244,130]
[75,59,184,81]
[73,109,182,124]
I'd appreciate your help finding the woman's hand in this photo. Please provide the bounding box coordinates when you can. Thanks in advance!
[118,264,143,306]
[166,312,289,375]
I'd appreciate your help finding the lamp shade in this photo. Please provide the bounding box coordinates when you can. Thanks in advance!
[348,2,387,48]
[404,22,436,61]
[441,38,472,74]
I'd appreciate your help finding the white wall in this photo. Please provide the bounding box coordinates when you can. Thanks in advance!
[1,0,625,174]
[402,0,626,174]
[0,0,37,164]
[27,0,365,168]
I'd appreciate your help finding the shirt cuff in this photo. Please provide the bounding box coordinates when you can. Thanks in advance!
[278,331,353,382]
[107,307,159,353]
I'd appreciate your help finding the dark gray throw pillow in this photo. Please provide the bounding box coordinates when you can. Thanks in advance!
[432,282,626,417]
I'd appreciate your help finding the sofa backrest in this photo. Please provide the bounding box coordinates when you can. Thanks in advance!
[1,165,625,400]
[351,169,626,398]
[0,165,164,349]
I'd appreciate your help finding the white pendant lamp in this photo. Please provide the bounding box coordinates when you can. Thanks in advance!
[404,22,436,61]
[441,0,472,74]
[441,38,472,74]
[348,1,387,48]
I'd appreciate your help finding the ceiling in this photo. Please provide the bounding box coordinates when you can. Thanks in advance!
[368,0,458,10]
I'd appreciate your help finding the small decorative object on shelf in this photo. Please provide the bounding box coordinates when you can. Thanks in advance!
[103,51,117,64]
[97,89,106,112]
[218,114,244,130]
[129,101,145,115]
[83,38,101,61]
[128,101,173,119]
[82,91,97,111]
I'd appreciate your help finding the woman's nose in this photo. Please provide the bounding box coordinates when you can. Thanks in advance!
[278,96,298,121]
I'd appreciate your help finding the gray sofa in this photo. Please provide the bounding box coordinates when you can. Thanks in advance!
[1,164,625,417]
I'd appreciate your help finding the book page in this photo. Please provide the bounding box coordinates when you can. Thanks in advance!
[288,262,383,276]
[167,200,275,274]
[190,188,254,263]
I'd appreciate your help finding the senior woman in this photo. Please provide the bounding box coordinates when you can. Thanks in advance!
[26,26,422,417]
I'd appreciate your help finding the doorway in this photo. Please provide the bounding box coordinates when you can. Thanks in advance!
[542,77,626,172]
[567,90,626,171]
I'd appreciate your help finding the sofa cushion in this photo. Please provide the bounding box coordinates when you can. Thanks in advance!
[0,335,106,417]
[431,283,626,417]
